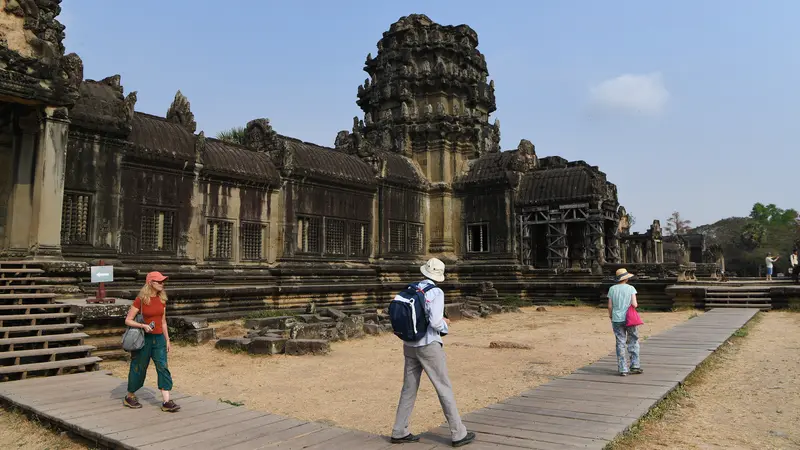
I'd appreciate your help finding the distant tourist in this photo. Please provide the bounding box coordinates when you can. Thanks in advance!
[122,271,180,412]
[791,249,799,284]
[607,268,642,376]
[389,258,475,447]
[765,253,780,281]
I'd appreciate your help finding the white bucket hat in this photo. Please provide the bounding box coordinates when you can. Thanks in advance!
[420,257,446,282]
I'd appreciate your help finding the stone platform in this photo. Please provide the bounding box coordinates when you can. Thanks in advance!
[0,308,758,449]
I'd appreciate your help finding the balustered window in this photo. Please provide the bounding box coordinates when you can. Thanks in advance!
[61,192,91,245]
[140,208,175,252]
[387,221,425,254]
[349,221,369,257]
[324,218,346,255]
[467,223,490,253]
[206,219,233,260]
[389,221,406,253]
[297,216,321,253]
[241,222,268,261]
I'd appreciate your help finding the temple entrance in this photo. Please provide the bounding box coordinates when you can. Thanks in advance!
[0,103,15,253]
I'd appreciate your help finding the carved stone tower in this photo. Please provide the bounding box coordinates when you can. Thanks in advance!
[355,14,500,256]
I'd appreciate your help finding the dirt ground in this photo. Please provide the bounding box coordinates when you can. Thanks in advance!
[619,311,800,450]
[100,306,694,435]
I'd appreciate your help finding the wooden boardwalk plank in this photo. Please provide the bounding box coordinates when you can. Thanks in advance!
[0,308,757,449]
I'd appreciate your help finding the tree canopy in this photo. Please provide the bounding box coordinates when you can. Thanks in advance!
[665,211,692,235]
[692,203,799,276]
[216,127,246,146]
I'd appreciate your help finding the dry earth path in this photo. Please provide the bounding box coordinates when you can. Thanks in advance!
[615,311,800,450]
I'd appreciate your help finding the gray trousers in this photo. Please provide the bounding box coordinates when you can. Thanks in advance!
[392,342,468,441]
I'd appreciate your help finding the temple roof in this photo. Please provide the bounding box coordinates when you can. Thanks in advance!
[517,164,612,207]
[281,137,377,187]
[203,138,281,185]
[455,150,518,187]
[379,151,427,187]
[128,112,196,160]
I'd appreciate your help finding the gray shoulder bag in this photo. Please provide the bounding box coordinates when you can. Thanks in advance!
[121,307,145,352]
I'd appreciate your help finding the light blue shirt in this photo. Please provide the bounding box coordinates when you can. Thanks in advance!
[607,283,637,323]
[404,279,449,348]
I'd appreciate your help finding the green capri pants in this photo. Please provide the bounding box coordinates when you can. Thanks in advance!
[127,333,173,393]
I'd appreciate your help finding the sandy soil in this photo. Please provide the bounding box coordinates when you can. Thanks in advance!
[101,306,695,435]
[620,311,800,450]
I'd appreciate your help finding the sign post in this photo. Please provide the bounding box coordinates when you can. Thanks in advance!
[87,260,116,304]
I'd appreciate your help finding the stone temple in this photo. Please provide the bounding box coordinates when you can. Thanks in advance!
[0,6,740,375]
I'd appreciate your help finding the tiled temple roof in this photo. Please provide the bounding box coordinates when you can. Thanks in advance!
[455,150,518,186]
[128,112,196,160]
[517,164,610,207]
[281,137,377,187]
[379,151,426,187]
[203,138,281,185]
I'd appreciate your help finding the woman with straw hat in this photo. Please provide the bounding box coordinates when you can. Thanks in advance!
[607,268,642,376]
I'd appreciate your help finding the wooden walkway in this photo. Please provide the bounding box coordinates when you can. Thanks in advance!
[0,308,757,449]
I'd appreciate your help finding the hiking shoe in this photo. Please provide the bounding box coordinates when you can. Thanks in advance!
[630,367,643,375]
[161,400,181,412]
[123,395,141,409]
[390,434,420,444]
[452,431,475,447]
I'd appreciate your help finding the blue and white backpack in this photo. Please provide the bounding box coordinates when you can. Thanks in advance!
[388,282,435,341]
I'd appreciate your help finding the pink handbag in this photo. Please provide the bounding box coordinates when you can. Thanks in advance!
[626,305,643,327]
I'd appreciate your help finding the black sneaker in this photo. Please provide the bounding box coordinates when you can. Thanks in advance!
[390,434,420,444]
[453,431,475,447]
[161,400,181,412]
[630,367,643,375]
[123,395,142,409]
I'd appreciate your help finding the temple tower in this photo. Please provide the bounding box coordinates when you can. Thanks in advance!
[355,14,500,256]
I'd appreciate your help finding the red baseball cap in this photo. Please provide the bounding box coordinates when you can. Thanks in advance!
[146,271,168,284]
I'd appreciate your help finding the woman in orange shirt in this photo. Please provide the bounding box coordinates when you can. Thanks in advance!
[122,271,180,412]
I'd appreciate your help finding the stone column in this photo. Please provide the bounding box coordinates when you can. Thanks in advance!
[27,107,70,259]
[6,110,39,256]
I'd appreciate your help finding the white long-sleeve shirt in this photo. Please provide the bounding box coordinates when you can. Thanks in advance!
[404,279,449,348]
[791,253,798,266]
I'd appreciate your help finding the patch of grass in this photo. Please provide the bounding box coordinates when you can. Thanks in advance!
[500,296,526,308]
[605,312,762,449]
[243,309,300,320]
[219,398,244,407]
[553,297,590,307]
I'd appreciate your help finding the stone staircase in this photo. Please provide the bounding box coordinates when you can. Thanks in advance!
[704,285,773,311]
[0,261,101,381]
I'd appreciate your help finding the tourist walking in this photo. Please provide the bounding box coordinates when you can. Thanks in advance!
[122,271,180,412]
[791,249,799,284]
[389,258,475,447]
[607,268,642,376]
[765,253,780,281]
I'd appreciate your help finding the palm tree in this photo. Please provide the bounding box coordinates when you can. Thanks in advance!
[216,127,246,145]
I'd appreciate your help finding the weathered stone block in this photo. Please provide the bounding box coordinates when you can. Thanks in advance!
[244,316,296,330]
[291,322,332,340]
[444,303,463,320]
[363,323,382,335]
[338,316,365,340]
[296,314,326,323]
[490,303,504,313]
[168,316,208,330]
[285,339,331,356]
[322,307,348,321]
[381,323,394,332]
[215,338,251,352]
[248,337,287,355]
[185,327,216,344]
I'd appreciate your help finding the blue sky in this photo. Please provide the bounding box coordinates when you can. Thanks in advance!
[60,1,798,231]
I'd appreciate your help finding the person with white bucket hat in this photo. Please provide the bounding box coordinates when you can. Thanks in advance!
[389,258,475,447]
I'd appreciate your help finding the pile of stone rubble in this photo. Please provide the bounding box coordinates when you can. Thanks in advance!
[213,282,522,357]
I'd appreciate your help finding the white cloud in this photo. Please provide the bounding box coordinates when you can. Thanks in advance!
[589,72,669,116]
